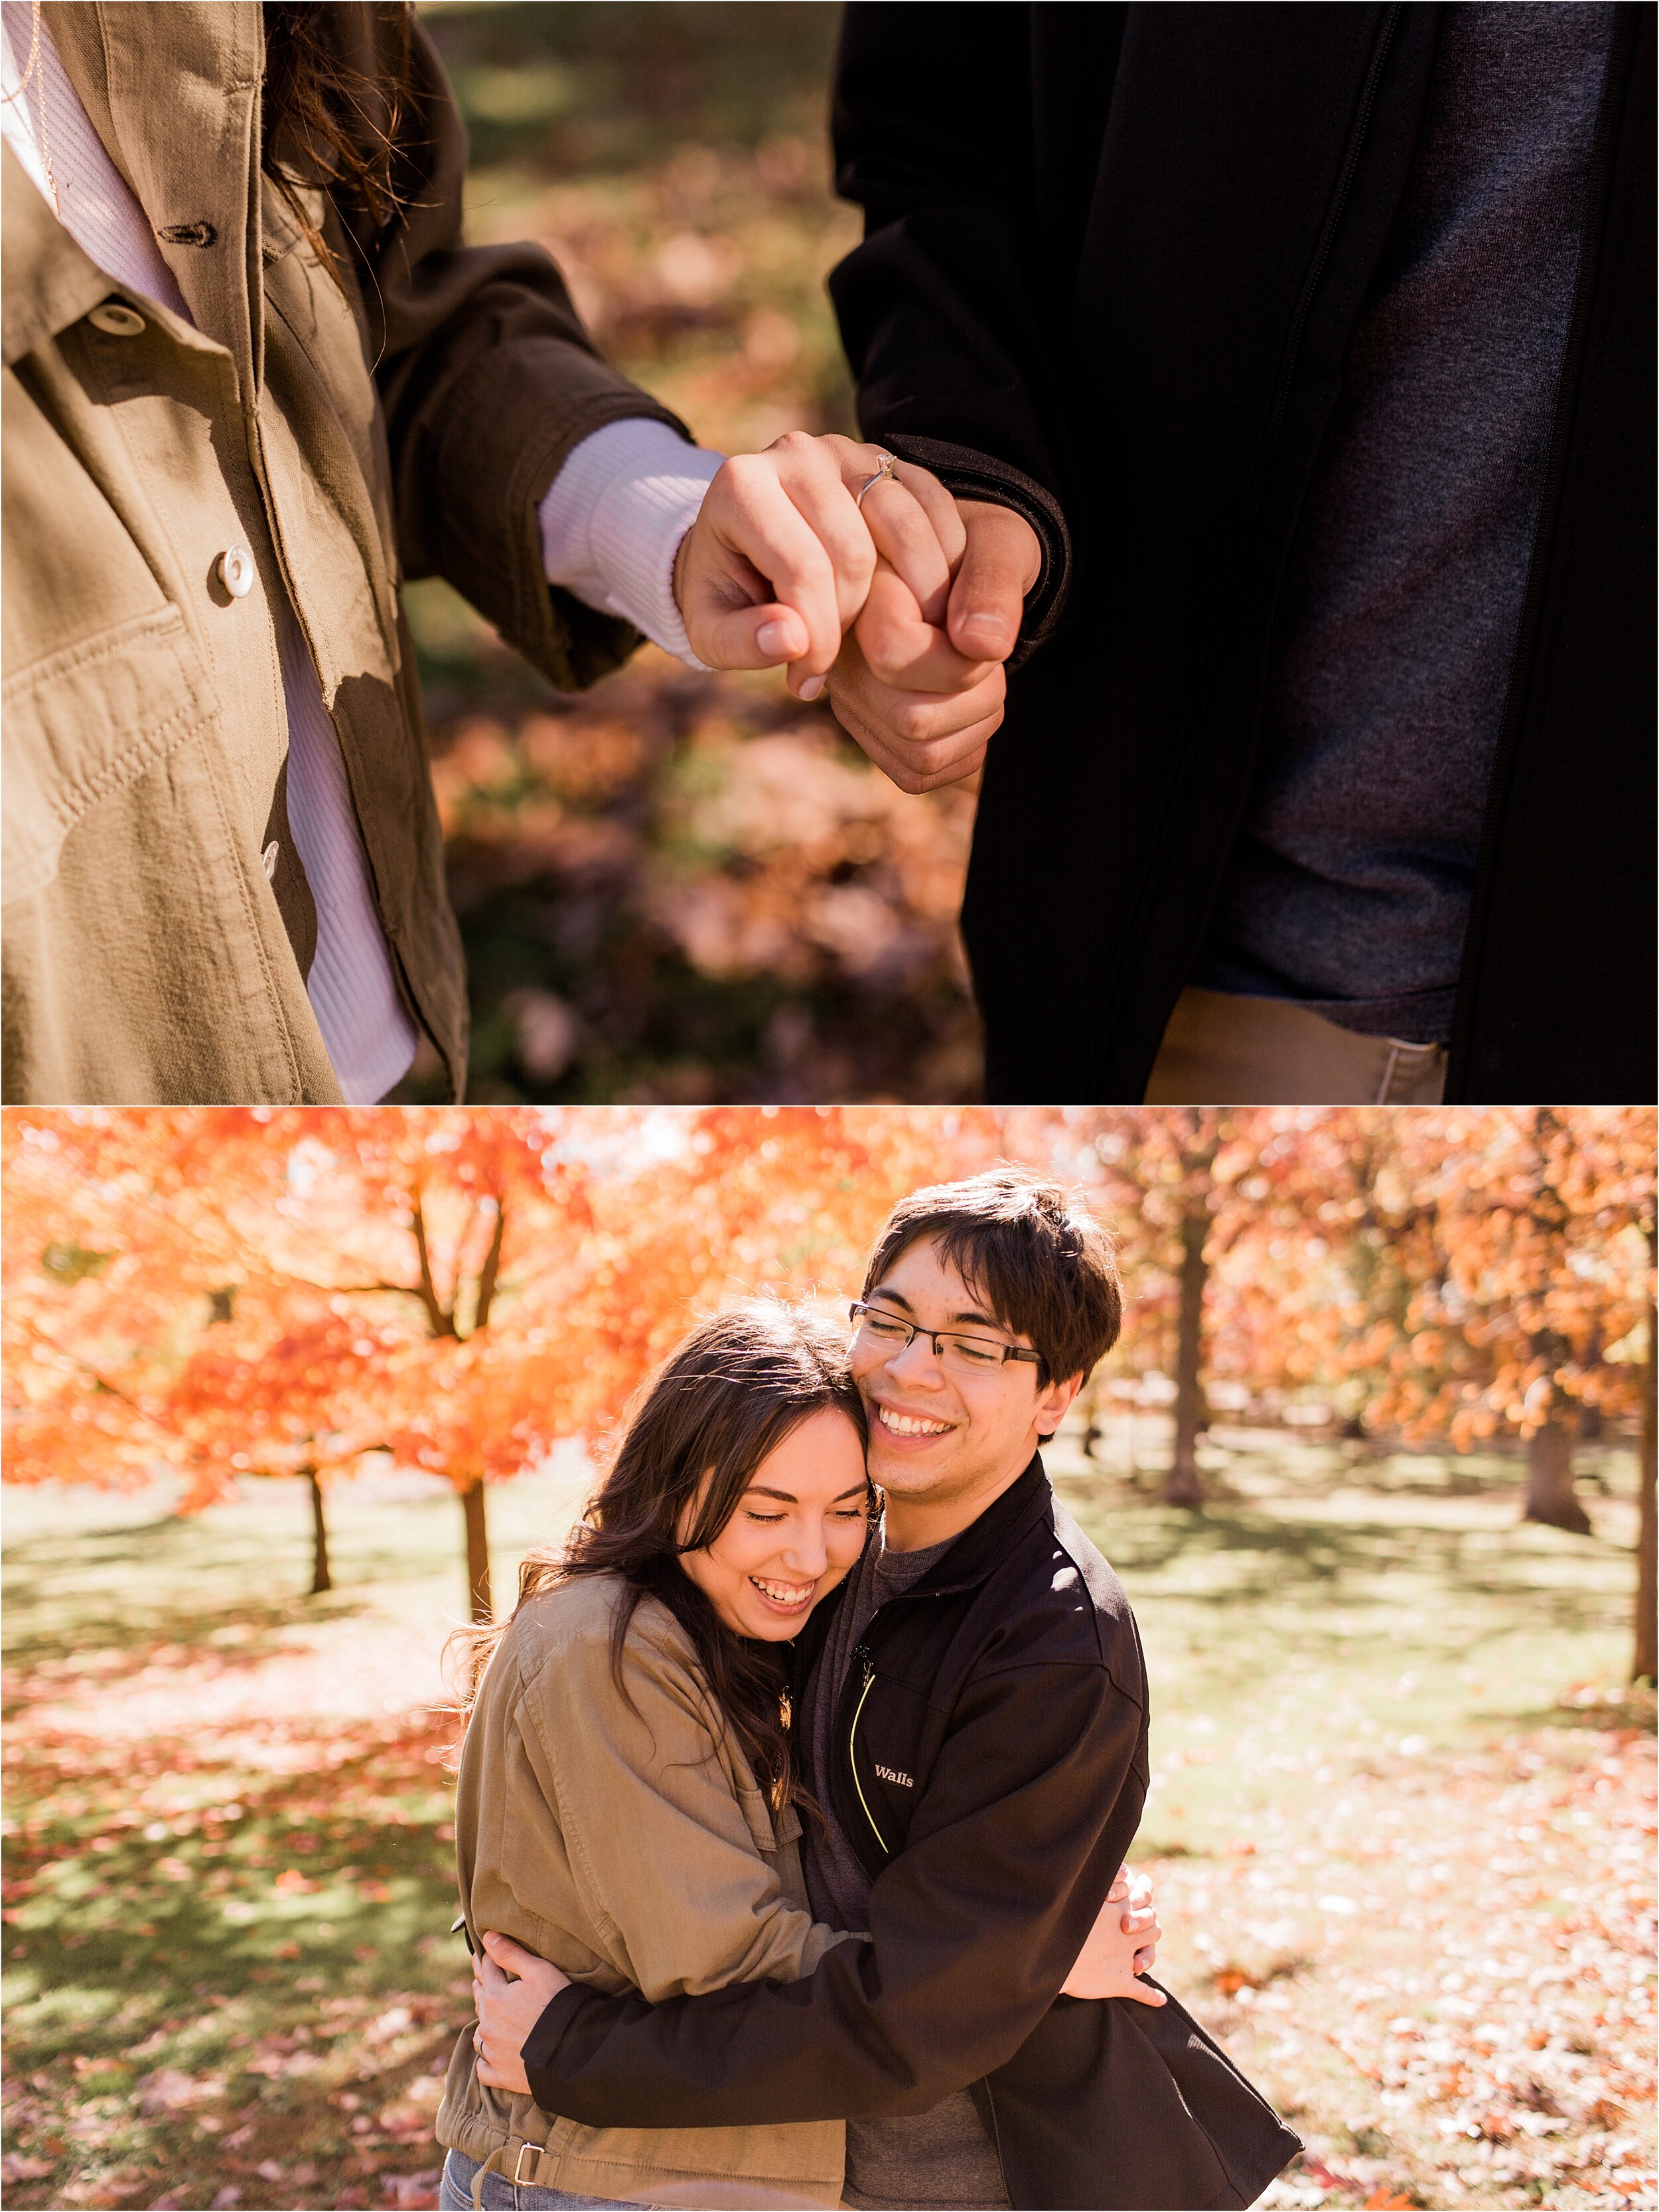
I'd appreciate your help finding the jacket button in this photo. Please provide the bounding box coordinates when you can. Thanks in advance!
[218,545,255,598]
[88,301,145,337]
[262,842,280,881]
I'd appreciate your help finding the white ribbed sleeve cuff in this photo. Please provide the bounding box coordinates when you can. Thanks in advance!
[538,418,725,669]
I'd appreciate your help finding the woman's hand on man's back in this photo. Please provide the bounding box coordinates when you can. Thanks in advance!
[472,1929,573,2095]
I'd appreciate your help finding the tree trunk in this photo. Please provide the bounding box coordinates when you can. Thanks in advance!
[1163,1212,1208,1509]
[1634,1300,1656,1686]
[461,1478,492,1624]
[305,1464,331,1596]
[1524,1405,1592,1534]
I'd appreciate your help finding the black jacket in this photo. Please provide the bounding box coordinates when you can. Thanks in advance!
[524,1458,1299,2209]
[828,4,1656,1103]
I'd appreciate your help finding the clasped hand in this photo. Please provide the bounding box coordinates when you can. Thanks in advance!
[676,431,1041,795]
[469,1862,1161,2098]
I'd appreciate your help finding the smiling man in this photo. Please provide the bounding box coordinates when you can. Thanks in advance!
[472,1172,1299,2211]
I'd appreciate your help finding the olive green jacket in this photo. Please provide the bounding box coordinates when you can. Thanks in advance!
[439,1574,855,2208]
[1,3,680,1103]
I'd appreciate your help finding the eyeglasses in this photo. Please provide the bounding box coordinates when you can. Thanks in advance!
[849,1300,1043,1376]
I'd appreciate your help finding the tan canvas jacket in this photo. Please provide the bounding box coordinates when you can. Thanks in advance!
[1,3,682,1104]
[438,1574,856,2209]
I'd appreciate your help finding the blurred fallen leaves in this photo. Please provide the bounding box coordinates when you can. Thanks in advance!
[394,26,979,1105]
[1178,1723,1657,2210]
[405,652,982,1104]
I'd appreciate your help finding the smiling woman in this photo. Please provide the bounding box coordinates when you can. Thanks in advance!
[434,1302,873,2209]
[678,1403,872,1639]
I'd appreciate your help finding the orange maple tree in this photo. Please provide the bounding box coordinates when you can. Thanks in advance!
[1027,1107,1373,1504]
[1361,1107,1656,1679]
[2,1107,981,1620]
[1011,1109,1655,1677]
[2,1109,599,1620]
[8,1107,1650,1669]
[569,1105,981,1385]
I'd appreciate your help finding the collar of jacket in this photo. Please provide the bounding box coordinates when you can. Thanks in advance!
[1,142,111,364]
[788,1453,1054,1685]
[44,3,265,403]
[901,1451,1054,1599]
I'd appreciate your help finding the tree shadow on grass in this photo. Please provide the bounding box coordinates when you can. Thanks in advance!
[1,1594,372,1706]
[5,1873,463,2059]
[3,1512,374,1686]
[6,1718,463,2068]
[1475,1689,1657,1736]
[1070,1502,1630,1712]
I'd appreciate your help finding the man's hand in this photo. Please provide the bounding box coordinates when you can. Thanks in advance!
[675,433,962,703]
[472,1929,571,2097]
[827,498,1041,794]
[1060,1862,1166,2006]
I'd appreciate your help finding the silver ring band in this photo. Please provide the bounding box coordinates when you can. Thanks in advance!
[855,451,898,509]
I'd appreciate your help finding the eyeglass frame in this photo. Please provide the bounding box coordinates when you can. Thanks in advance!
[848,1299,1043,1371]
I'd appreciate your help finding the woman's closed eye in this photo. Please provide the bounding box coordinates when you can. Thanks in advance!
[743,1505,867,1524]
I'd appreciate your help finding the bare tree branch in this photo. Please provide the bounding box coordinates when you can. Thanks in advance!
[410,1194,453,1338]
[472,1201,507,1334]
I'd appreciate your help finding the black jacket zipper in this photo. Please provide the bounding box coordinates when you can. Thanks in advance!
[839,1574,977,1868]
[972,2074,1014,2209]
[846,1642,888,1856]
[845,1632,1011,2202]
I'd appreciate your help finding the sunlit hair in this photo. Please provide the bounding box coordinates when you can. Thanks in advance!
[261,3,421,270]
[863,1168,1123,1390]
[451,1302,868,1813]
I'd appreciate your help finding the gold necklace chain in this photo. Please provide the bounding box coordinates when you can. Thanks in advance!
[1,1,58,214]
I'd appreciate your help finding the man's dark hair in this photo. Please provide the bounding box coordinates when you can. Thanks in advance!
[862,1169,1122,1389]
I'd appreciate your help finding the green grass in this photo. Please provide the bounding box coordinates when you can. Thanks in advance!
[1,1469,589,2211]
[419,3,842,176]
[3,1432,1651,2209]
[1045,1430,1644,1856]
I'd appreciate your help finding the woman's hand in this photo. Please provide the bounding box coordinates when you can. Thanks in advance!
[675,433,964,701]
[1060,1863,1166,2006]
[472,1929,571,2096]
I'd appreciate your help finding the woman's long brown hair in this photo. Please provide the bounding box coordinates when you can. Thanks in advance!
[456,1303,869,1815]
[260,3,419,249]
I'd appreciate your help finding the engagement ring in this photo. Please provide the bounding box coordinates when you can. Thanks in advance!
[855,450,899,508]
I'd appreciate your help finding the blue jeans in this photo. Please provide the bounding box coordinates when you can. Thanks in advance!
[439,2146,648,2210]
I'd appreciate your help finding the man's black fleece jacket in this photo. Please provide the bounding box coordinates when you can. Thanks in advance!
[522,1458,1149,2141]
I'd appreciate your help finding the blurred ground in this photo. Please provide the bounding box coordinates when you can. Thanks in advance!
[1048,1425,1656,2212]
[4,1424,1651,2211]
[392,5,981,1103]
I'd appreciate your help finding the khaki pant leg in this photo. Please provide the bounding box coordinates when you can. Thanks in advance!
[1143,986,1447,1105]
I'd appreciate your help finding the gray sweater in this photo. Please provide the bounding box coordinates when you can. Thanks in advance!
[1195,4,1615,1042]
[802,1525,1013,2212]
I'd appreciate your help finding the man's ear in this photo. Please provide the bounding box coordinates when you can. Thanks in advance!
[1035,1371,1084,1441]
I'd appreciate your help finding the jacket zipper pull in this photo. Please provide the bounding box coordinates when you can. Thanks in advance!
[847,1644,887,1853]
